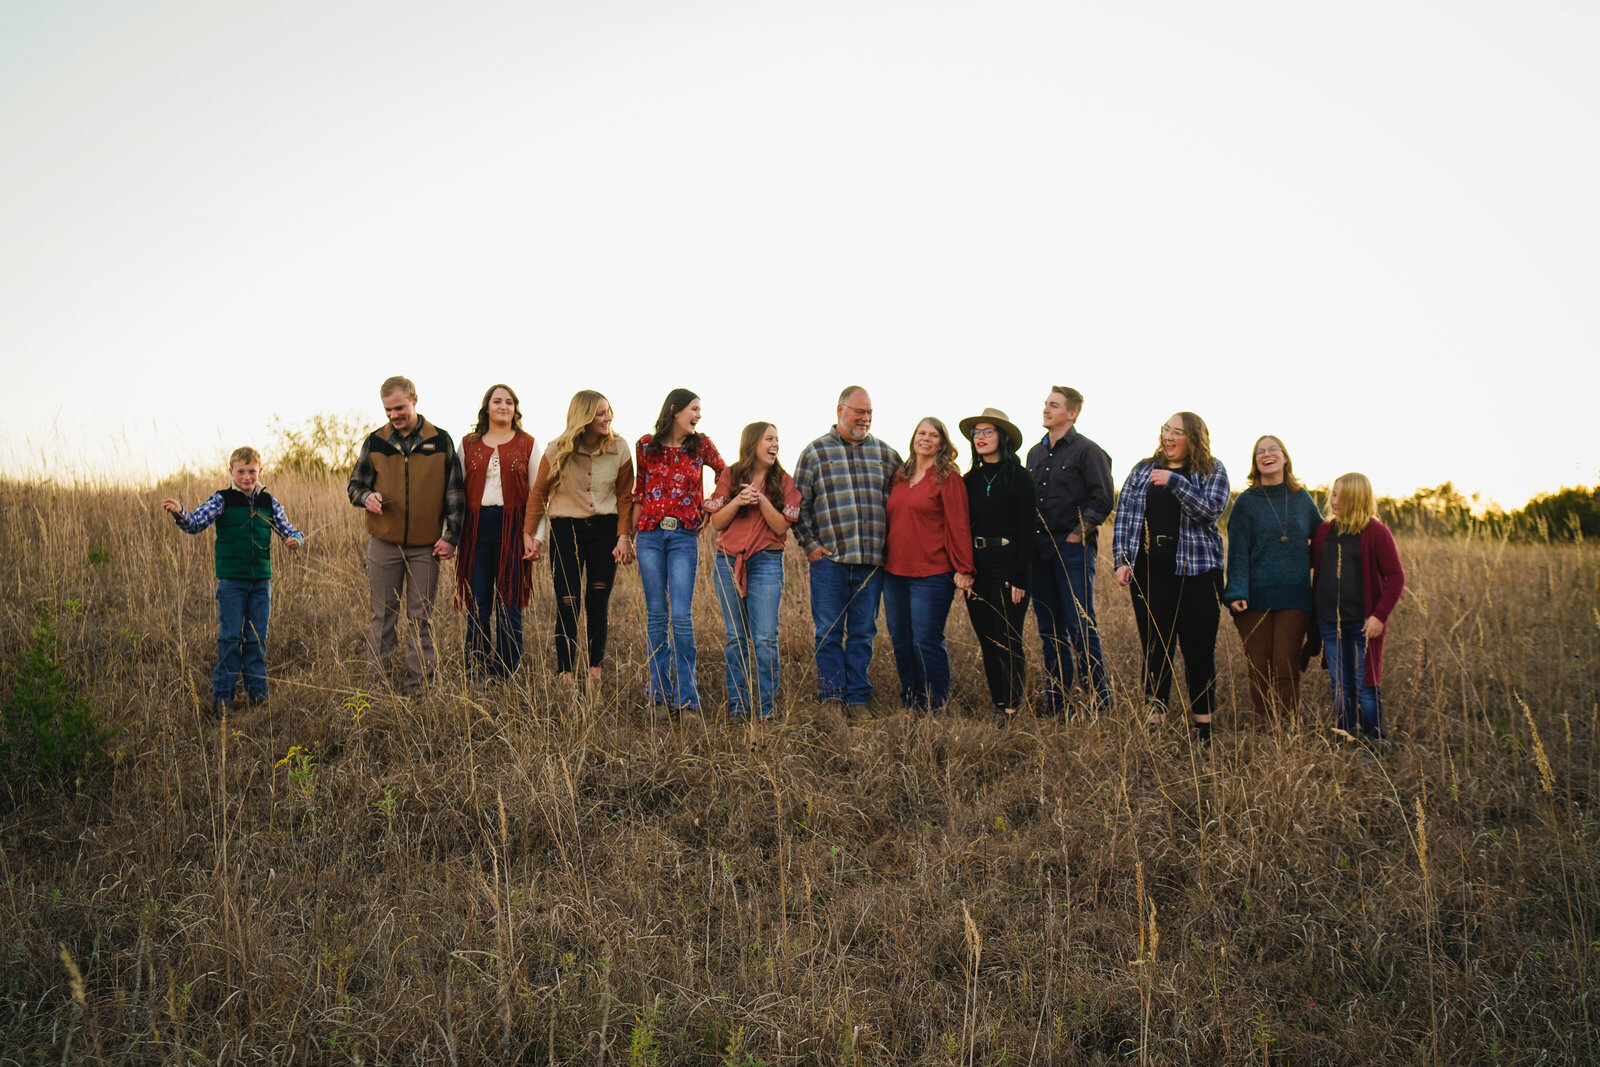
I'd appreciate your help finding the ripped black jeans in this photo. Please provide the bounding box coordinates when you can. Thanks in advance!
[548,516,619,674]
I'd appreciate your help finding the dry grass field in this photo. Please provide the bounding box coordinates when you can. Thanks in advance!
[2,472,1597,1064]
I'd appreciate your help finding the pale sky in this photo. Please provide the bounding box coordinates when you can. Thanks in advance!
[3,0,1596,506]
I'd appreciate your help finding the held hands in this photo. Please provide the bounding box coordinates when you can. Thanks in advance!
[364,492,385,515]
[614,538,637,565]
[433,538,454,560]
[737,483,762,507]
[1115,564,1133,587]
[1149,468,1173,487]
[1362,615,1385,641]
[523,533,542,561]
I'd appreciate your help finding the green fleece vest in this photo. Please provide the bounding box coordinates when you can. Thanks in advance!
[214,488,277,580]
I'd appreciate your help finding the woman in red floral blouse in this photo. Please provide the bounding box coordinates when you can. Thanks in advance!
[631,388,726,714]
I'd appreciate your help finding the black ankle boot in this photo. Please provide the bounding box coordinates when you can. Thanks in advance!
[1191,718,1212,743]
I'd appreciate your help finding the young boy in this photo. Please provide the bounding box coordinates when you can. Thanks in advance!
[163,447,305,716]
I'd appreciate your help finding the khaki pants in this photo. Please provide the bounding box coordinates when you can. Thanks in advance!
[367,538,440,692]
[1232,608,1311,718]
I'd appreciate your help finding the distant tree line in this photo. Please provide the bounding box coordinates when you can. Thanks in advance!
[267,413,1599,543]
[1303,480,1600,543]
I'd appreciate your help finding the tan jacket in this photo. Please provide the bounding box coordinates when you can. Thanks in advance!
[524,436,634,540]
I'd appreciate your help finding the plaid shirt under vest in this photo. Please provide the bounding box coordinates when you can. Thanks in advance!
[1112,458,1231,576]
[793,427,903,566]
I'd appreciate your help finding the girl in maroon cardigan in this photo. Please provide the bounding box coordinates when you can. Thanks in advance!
[457,384,537,677]
[1309,472,1405,740]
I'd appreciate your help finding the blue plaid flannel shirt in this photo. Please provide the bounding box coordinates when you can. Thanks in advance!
[172,490,306,543]
[1113,459,1229,575]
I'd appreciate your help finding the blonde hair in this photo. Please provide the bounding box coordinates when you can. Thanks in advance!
[379,375,416,401]
[896,417,960,484]
[1331,472,1376,535]
[548,390,616,490]
[229,446,261,467]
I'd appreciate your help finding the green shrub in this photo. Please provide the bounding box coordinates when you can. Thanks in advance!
[1,609,118,793]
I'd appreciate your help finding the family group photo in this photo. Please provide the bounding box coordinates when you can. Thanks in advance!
[3,0,1597,1063]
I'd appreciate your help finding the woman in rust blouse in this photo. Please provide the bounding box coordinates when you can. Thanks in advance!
[884,417,975,714]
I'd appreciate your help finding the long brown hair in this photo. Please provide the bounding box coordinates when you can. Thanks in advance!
[1247,434,1301,491]
[896,417,960,484]
[1149,411,1216,476]
[648,388,702,457]
[547,390,616,490]
[471,383,524,437]
[727,422,788,503]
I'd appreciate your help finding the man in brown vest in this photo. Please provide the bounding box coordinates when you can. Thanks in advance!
[348,375,466,693]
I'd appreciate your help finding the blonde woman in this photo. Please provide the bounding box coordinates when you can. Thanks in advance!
[884,417,975,713]
[1308,473,1405,741]
[523,390,635,684]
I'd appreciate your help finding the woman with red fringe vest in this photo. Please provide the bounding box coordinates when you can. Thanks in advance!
[457,384,537,678]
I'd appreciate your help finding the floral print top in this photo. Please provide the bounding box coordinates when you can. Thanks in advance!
[633,433,726,532]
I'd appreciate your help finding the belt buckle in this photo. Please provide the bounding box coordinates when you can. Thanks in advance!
[973,536,988,549]
[658,516,681,531]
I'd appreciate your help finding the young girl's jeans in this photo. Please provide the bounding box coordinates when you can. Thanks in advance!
[1318,617,1384,739]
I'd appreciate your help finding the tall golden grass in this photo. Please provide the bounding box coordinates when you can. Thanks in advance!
[1,471,1596,1064]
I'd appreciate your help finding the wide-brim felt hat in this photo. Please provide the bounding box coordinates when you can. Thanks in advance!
[958,408,1024,452]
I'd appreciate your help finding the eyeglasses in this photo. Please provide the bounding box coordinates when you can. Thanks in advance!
[843,405,873,417]
[1254,446,1284,457]
[1160,424,1187,437]
[972,427,998,439]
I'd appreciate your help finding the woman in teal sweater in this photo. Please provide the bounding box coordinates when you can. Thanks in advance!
[1223,435,1321,719]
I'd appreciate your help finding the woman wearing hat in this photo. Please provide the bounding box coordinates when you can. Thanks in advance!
[884,417,975,713]
[959,408,1036,728]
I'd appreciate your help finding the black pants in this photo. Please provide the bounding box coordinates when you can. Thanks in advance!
[549,516,619,673]
[1129,551,1222,719]
[965,573,1029,709]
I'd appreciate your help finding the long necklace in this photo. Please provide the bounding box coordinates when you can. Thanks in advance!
[1262,484,1290,543]
[980,465,1003,496]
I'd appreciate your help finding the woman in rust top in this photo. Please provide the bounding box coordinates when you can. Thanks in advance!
[457,384,537,677]
[631,388,726,714]
[884,417,975,714]
[706,422,802,721]
[523,390,635,686]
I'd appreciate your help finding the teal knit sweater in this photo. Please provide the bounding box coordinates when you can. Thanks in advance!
[1223,484,1321,611]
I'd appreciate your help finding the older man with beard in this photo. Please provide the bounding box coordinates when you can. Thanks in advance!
[793,386,902,717]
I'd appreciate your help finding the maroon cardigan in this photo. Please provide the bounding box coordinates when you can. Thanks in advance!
[1308,518,1405,685]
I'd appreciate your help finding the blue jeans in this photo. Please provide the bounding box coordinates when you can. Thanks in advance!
[1031,538,1111,712]
[808,559,884,704]
[713,550,785,718]
[637,526,701,708]
[465,508,524,677]
[883,572,956,711]
[1318,617,1384,739]
[215,578,271,701]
